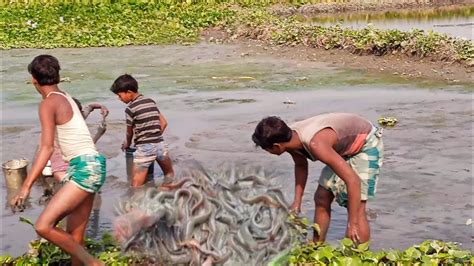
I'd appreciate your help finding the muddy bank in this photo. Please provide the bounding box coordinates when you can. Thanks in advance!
[229,40,474,85]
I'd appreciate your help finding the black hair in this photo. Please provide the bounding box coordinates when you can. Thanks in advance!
[27,55,61,86]
[252,116,292,149]
[110,74,138,94]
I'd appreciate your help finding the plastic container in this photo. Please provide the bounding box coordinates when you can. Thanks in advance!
[2,159,28,189]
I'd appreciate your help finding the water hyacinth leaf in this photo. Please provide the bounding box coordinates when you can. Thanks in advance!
[360,250,378,263]
[386,250,398,261]
[19,216,35,227]
[341,238,354,247]
[337,256,362,266]
[405,246,422,259]
[429,240,444,253]
[353,241,370,253]
[449,250,470,259]
[0,255,14,264]
[319,245,334,260]
[311,223,321,236]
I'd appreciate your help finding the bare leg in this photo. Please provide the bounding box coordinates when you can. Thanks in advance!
[355,201,370,243]
[131,165,149,187]
[156,155,174,180]
[67,193,95,266]
[313,185,334,243]
[35,182,103,265]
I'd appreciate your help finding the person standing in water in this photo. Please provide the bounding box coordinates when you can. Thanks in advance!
[110,74,174,187]
[47,99,109,182]
[10,55,106,266]
[252,113,383,244]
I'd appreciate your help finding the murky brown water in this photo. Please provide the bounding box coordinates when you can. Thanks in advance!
[1,43,472,257]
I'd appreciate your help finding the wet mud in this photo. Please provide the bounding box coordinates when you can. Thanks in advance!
[0,43,472,256]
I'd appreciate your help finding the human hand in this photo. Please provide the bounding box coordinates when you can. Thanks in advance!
[100,107,109,118]
[121,140,129,151]
[290,201,301,214]
[346,222,361,244]
[10,187,30,213]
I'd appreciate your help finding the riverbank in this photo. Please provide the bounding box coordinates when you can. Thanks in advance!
[2,2,473,72]
[214,38,474,85]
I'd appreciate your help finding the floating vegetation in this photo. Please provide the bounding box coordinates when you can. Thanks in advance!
[283,238,473,265]
[0,217,149,265]
[113,163,297,265]
[268,210,474,265]
[378,116,398,127]
[1,2,472,65]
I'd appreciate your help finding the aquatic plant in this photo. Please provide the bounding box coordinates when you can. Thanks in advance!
[0,217,149,265]
[1,2,472,65]
[282,238,473,265]
[268,213,474,265]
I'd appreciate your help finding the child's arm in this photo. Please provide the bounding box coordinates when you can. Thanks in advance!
[289,151,308,213]
[159,113,168,133]
[82,103,109,119]
[11,100,56,208]
[122,125,133,151]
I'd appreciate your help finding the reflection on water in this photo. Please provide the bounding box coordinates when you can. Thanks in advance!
[86,193,102,240]
[299,6,474,40]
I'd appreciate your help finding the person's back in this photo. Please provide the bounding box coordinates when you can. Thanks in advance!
[126,94,164,145]
[291,113,373,159]
[52,92,97,161]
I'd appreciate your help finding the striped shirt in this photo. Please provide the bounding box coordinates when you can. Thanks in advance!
[125,94,163,145]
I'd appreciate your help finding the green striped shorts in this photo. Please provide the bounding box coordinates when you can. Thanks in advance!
[61,154,106,193]
[319,126,384,207]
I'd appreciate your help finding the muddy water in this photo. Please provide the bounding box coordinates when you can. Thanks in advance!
[1,43,472,257]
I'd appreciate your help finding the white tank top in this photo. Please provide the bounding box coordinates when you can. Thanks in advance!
[47,92,97,161]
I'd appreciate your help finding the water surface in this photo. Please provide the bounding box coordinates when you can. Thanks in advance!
[1,43,472,257]
[301,6,474,41]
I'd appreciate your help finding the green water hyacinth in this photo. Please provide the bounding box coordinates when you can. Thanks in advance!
[1,2,473,66]
[284,239,473,265]
[271,214,473,265]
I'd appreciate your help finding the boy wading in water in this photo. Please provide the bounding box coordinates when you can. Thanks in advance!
[252,113,383,244]
[110,74,174,187]
[10,55,106,266]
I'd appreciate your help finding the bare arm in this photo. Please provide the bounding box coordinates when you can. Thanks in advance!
[159,113,168,133]
[309,128,361,241]
[122,125,133,151]
[12,100,56,206]
[82,103,109,119]
[289,151,308,212]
